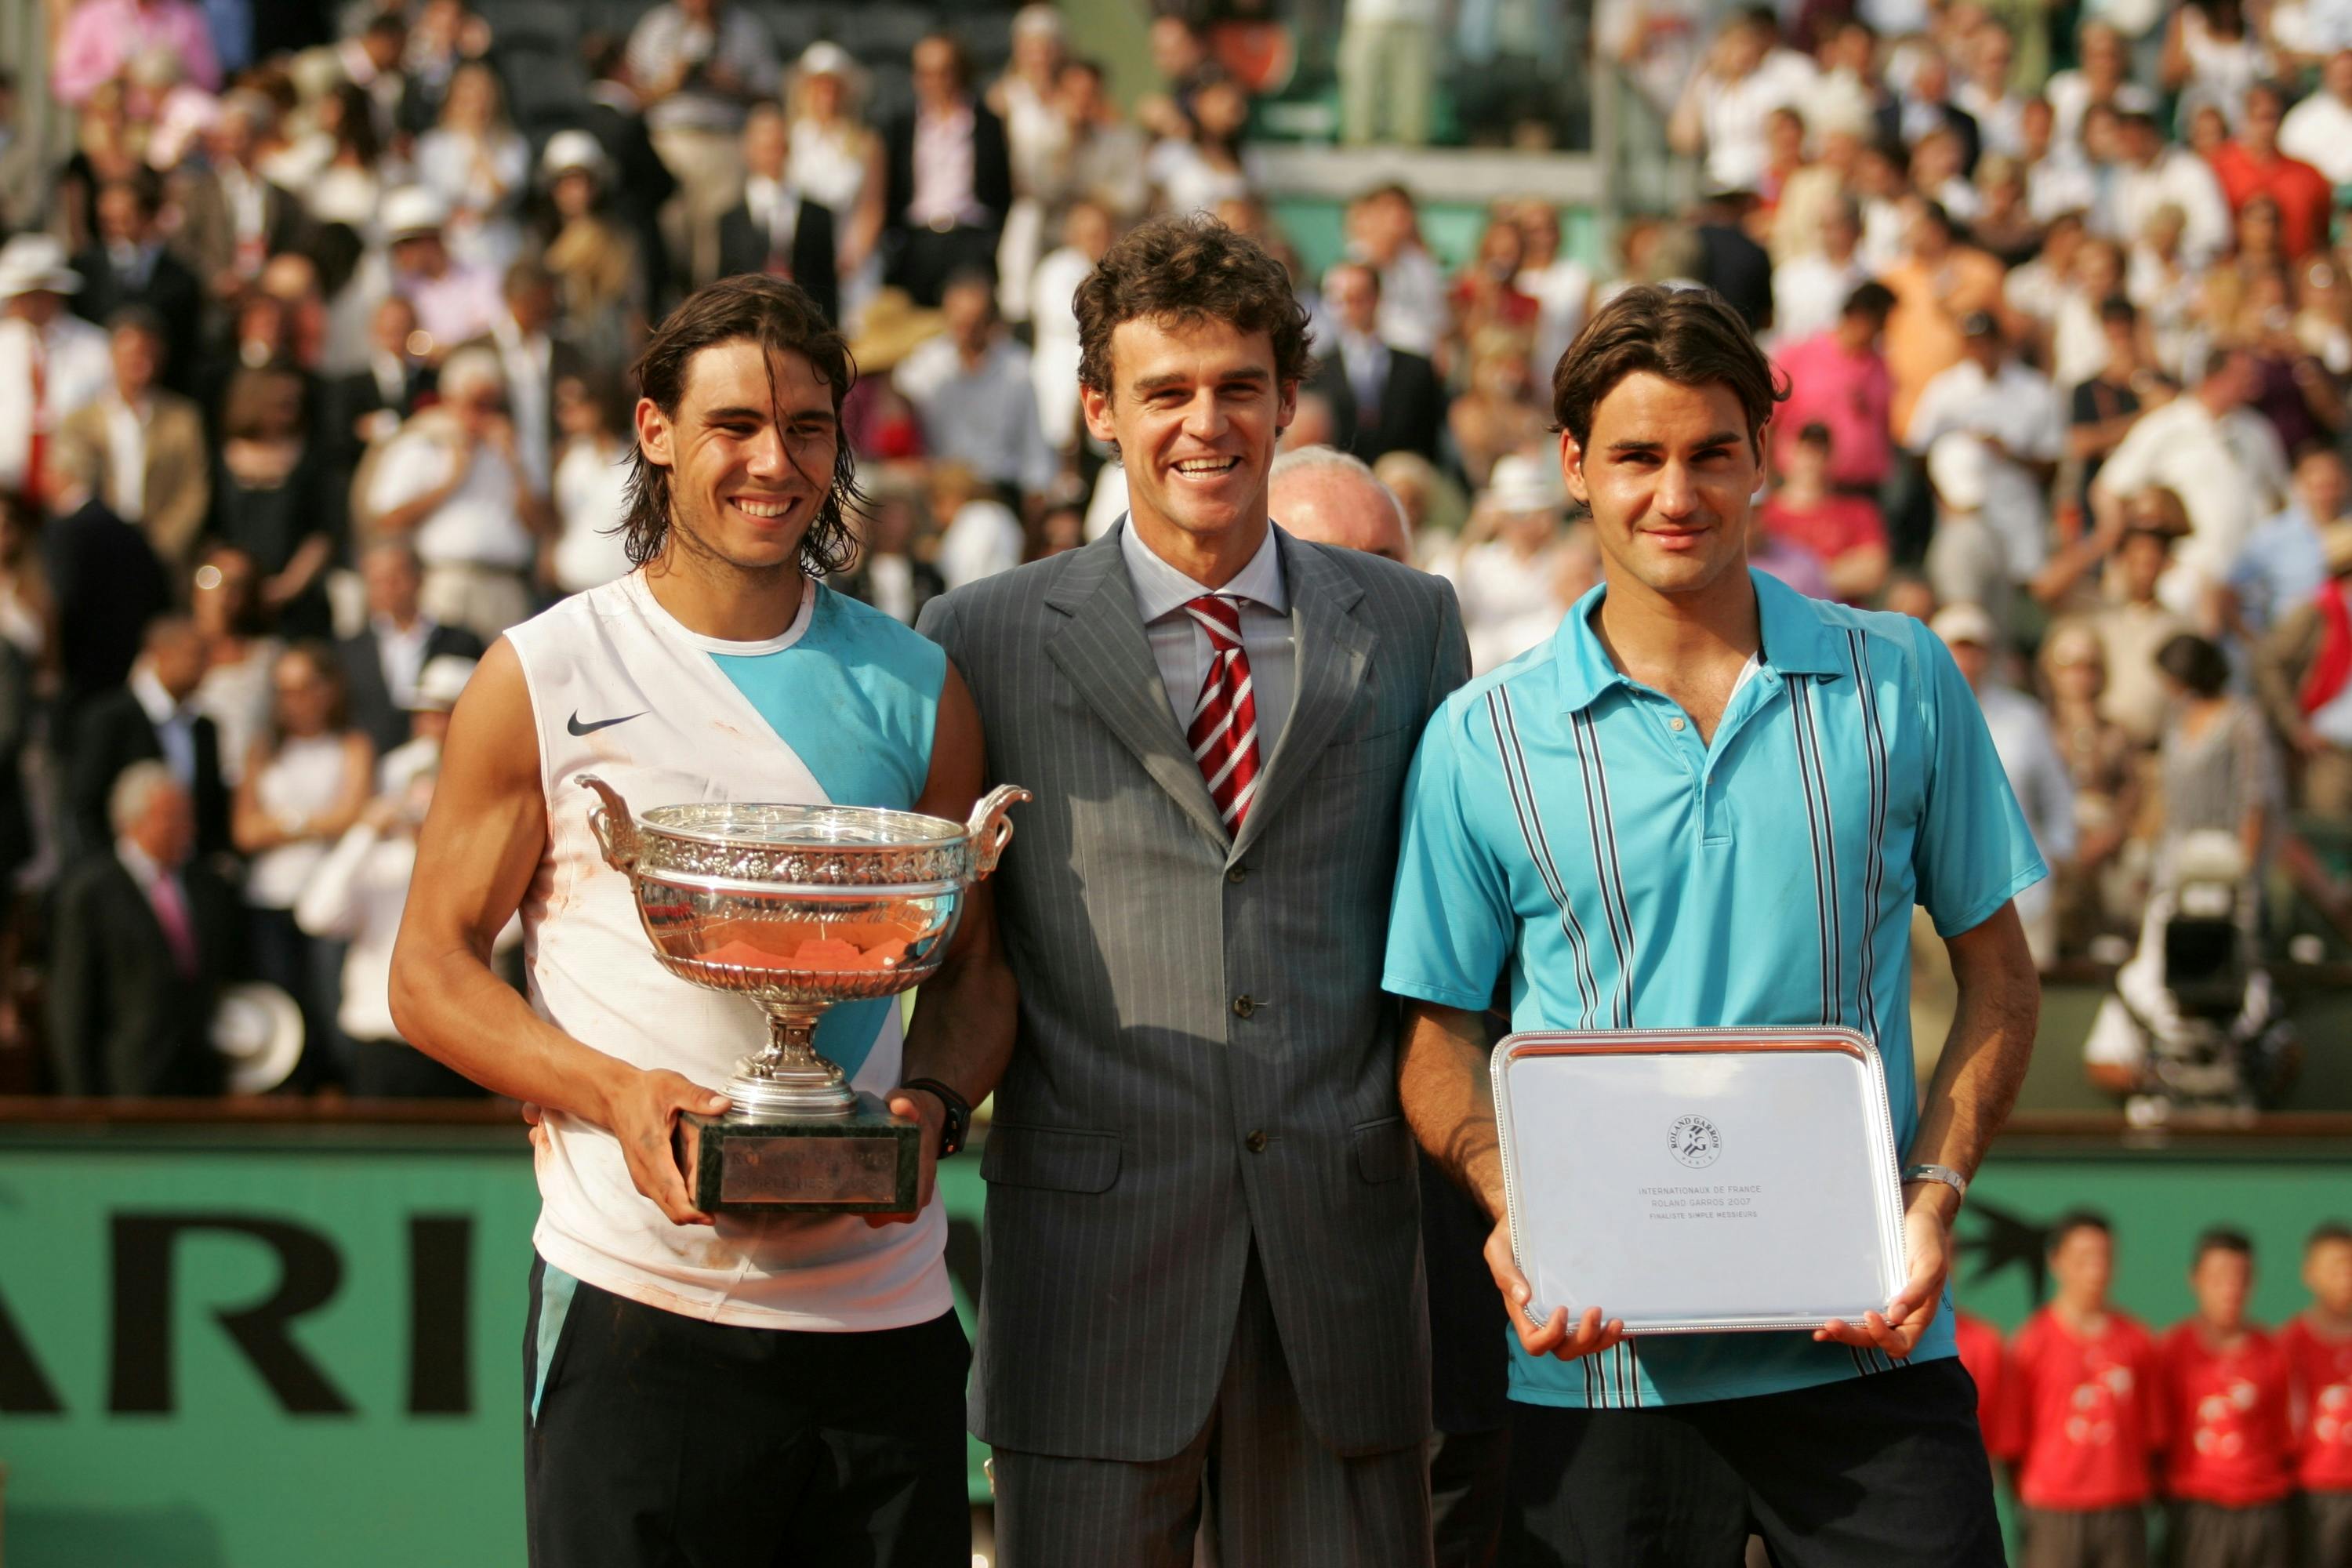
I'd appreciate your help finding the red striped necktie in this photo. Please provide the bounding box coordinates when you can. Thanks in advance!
[1184,594,1261,836]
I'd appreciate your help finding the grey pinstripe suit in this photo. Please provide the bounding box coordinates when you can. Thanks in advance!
[919,522,1468,1561]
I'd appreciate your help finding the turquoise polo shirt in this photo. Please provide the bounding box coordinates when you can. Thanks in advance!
[1383,569,2045,1410]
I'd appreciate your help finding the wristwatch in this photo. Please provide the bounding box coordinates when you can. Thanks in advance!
[901,1078,972,1159]
[1901,1163,1969,1202]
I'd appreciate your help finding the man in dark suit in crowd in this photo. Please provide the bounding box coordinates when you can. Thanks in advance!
[48,763,240,1096]
[328,294,438,472]
[71,173,203,396]
[574,33,681,311]
[1693,187,1775,336]
[715,104,839,322]
[41,445,170,719]
[1310,260,1443,463]
[68,615,230,865]
[1875,49,1981,177]
[166,92,310,318]
[456,262,586,501]
[337,541,485,759]
[883,33,1012,307]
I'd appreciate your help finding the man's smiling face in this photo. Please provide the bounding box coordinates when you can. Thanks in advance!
[636,338,839,575]
[1562,372,1762,601]
[1082,313,1294,559]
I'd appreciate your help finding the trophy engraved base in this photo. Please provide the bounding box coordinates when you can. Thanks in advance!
[675,1094,920,1212]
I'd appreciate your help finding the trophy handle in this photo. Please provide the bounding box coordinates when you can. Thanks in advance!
[579,774,642,875]
[964,783,1031,880]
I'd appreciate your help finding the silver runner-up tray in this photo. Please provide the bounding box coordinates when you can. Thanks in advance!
[1490,1027,1908,1334]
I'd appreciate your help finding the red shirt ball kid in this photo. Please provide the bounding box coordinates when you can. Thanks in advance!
[2158,1320,2295,1507]
[1998,1306,2166,1511]
[2281,1315,2352,1493]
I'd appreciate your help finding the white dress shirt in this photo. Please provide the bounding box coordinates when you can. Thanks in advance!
[742,174,801,262]
[0,313,111,492]
[1122,518,1295,748]
[102,394,150,523]
[372,612,434,711]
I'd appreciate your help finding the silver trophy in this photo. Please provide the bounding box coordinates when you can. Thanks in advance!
[580,775,1028,1210]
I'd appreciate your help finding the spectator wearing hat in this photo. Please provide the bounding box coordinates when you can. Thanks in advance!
[1775,280,1898,495]
[0,234,112,505]
[1444,452,1574,673]
[57,307,206,580]
[626,0,781,291]
[49,0,220,106]
[296,653,495,1099]
[883,32,1014,308]
[1309,260,1444,465]
[715,105,839,324]
[2253,521,2352,818]
[167,93,309,306]
[539,130,648,370]
[49,762,240,1095]
[383,187,504,357]
[356,346,549,642]
[69,175,202,396]
[1936,602,2077,965]
[575,32,678,314]
[337,541,487,760]
[1907,311,2064,585]
[786,42,888,322]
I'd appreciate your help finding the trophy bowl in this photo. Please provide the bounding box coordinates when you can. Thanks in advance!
[578,775,1029,1210]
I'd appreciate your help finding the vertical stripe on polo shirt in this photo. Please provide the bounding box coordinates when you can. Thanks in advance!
[1846,630,1891,1045]
[1488,690,1601,1029]
[1568,710,1636,1029]
[1788,675,1843,1029]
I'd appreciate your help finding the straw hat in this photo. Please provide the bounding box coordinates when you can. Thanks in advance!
[210,983,304,1094]
[849,289,946,373]
[0,234,82,299]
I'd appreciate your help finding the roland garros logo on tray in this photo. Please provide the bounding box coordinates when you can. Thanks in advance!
[1668,1114,1722,1169]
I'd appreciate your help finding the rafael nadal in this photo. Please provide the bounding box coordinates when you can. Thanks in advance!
[390,275,1012,1566]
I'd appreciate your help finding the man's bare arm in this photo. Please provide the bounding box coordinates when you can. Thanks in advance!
[1819,898,2038,1355]
[877,662,1018,1221]
[1399,998,1624,1363]
[387,637,728,1225]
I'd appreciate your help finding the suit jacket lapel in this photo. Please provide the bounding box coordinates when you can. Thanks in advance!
[1232,530,1371,861]
[1044,528,1230,850]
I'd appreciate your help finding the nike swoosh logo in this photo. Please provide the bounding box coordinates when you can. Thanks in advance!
[567,710,644,736]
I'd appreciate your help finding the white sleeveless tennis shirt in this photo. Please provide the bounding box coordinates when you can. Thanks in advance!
[506,569,951,1330]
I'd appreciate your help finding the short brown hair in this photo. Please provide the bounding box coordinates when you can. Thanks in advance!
[1076,214,1315,398]
[622,274,860,575]
[1552,285,1787,456]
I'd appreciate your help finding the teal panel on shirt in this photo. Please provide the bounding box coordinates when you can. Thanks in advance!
[710,586,946,1078]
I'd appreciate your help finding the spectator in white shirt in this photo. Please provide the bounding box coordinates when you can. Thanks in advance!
[2092,349,2291,614]
[1512,199,1593,384]
[1770,198,1873,349]
[1443,452,1577,673]
[2046,20,2159,152]
[1668,11,1818,194]
[1933,601,2076,964]
[2278,48,2352,184]
[358,346,551,641]
[1029,198,1115,458]
[928,460,1027,591]
[1907,312,2066,581]
[296,652,503,1097]
[1343,183,1447,357]
[895,270,1056,500]
[1956,25,2028,158]
[548,372,637,597]
[2112,110,2233,264]
[0,234,111,501]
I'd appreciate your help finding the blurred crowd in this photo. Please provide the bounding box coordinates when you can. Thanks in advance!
[0,0,2349,1100]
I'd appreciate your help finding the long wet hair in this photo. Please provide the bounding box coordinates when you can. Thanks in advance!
[620,275,862,575]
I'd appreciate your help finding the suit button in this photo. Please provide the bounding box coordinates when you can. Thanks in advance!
[1228,865,1247,884]
[1246,1130,1268,1152]
[1232,994,1256,1018]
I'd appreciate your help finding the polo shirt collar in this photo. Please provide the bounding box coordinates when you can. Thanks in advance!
[1550,567,1847,714]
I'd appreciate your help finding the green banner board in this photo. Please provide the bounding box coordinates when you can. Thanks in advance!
[0,1125,2343,1566]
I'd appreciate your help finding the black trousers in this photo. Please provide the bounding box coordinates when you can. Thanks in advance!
[523,1256,971,1567]
[885,223,1000,307]
[1501,1358,2005,1568]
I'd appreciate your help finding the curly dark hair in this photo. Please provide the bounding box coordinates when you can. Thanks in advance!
[1075,213,1315,399]
[620,275,862,575]
[1552,284,1788,458]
